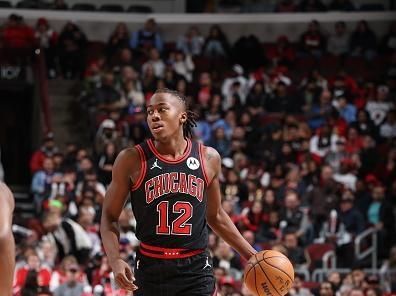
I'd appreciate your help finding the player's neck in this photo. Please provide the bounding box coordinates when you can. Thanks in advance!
[153,134,188,159]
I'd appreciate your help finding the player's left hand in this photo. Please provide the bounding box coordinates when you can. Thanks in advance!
[112,258,138,292]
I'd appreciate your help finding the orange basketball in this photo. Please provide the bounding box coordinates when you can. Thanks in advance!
[244,250,294,296]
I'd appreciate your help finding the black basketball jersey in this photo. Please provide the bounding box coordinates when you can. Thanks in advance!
[130,138,209,249]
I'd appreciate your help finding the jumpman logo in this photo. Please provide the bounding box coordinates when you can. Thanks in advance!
[136,260,140,270]
[203,257,212,270]
[151,158,162,170]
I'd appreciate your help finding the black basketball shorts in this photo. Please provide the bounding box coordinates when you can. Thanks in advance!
[133,249,216,296]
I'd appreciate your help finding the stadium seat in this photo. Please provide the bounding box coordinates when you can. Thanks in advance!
[16,0,46,9]
[0,0,11,8]
[360,3,385,11]
[71,3,96,11]
[319,54,340,76]
[99,4,124,12]
[294,56,318,76]
[305,243,334,270]
[127,5,153,13]
[343,56,368,78]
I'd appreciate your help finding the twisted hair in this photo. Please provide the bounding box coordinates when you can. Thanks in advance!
[154,88,197,139]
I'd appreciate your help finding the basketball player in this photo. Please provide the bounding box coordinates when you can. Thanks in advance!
[101,89,257,295]
[0,182,15,296]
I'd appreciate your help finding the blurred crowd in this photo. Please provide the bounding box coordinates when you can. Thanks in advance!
[1,10,396,296]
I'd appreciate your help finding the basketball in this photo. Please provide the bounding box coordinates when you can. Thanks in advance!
[244,250,294,296]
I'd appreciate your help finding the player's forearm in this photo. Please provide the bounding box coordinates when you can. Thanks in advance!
[100,219,122,262]
[208,210,256,260]
[0,230,15,296]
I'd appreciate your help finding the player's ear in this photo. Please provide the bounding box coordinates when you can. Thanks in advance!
[180,112,187,124]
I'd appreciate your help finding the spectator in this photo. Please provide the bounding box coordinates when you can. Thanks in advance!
[31,157,62,213]
[176,26,204,56]
[245,81,268,116]
[93,73,122,113]
[240,200,264,232]
[130,18,163,56]
[119,66,145,110]
[350,20,377,60]
[327,21,350,57]
[338,191,365,266]
[30,133,59,173]
[106,22,130,60]
[212,240,242,279]
[283,231,308,266]
[142,48,165,78]
[298,20,327,58]
[97,142,117,186]
[307,89,333,129]
[172,50,195,82]
[41,211,92,264]
[305,165,341,234]
[52,0,68,10]
[203,25,230,58]
[309,123,339,159]
[279,191,311,243]
[57,21,87,79]
[380,21,396,54]
[49,255,88,292]
[141,63,158,94]
[35,18,58,78]
[366,85,394,126]
[53,264,86,296]
[350,109,378,139]
[95,118,122,155]
[298,0,327,12]
[289,274,312,296]
[2,14,35,50]
[14,252,52,295]
[267,35,296,68]
[328,0,355,11]
[380,109,396,139]
[318,281,335,296]
[368,185,396,258]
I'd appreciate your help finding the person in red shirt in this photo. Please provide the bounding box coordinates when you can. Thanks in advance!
[2,14,34,50]
[299,20,326,58]
[14,252,51,295]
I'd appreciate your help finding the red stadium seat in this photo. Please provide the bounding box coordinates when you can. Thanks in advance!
[343,56,368,79]
[305,243,334,270]
[319,54,340,76]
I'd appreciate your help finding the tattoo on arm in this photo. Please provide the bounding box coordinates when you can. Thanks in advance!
[206,152,214,162]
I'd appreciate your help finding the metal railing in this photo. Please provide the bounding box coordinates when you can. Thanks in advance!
[355,227,379,271]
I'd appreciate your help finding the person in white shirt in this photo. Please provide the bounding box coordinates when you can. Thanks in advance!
[380,109,396,139]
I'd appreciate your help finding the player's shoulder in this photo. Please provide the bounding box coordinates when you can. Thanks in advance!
[0,182,14,207]
[200,145,221,166]
[115,146,143,168]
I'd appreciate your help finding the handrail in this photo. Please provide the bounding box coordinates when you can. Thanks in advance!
[355,227,378,271]
[34,48,52,134]
[323,250,336,270]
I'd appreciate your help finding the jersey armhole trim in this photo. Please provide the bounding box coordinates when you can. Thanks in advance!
[199,143,210,185]
[131,145,146,191]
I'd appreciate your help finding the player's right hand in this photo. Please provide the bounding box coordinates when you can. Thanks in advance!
[112,258,138,292]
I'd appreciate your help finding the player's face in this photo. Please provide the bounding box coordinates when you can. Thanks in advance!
[147,93,186,141]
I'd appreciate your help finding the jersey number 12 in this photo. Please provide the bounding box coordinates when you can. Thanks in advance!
[156,201,193,235]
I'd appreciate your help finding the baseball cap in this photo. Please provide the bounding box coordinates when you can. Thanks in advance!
[232,64,244,75]
[222,158,234,169]
[101,119,116,129]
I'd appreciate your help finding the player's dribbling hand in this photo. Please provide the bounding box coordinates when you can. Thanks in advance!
[112,258,138,292]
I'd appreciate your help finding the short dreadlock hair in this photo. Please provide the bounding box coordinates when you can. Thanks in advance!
[154,88,197,139]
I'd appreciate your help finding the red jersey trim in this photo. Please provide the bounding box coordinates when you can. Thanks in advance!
[147,138,192,164]
[131,145,146,191]
[199,143,210,185]
[140,242,204,259]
